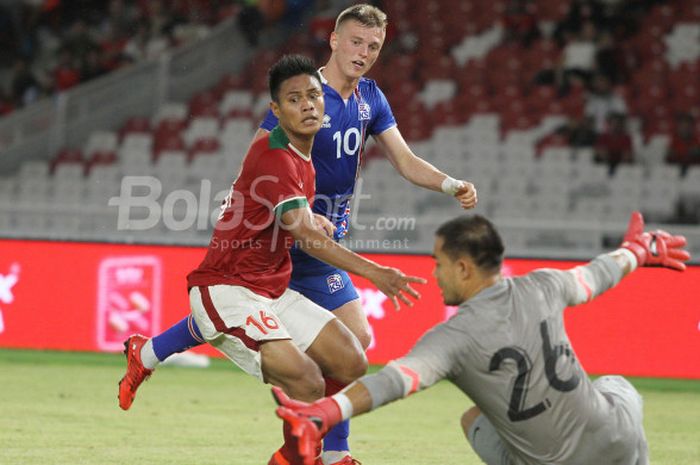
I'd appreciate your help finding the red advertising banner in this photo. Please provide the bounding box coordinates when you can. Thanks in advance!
[0,240,698,378]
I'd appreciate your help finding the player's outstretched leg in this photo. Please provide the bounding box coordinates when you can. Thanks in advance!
[150,314,206,361]
[117,315,205,410]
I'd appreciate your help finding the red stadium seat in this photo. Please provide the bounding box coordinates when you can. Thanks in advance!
[156,118,187,136]
[153,130,186,160]
[190,102,219,118]
[189,90,220,118]
[668,69,699,90]
[85,149,117,175]
[188,137,221,161]
[534,0,570,21]
[643,117,673,139]
[215,73,247,95]
[50,148,84,175]
[678,2,700,21]
[119,116,151,140]
[671,86,700,114]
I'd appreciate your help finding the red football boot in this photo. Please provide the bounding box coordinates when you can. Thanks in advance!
[118,334,153,410]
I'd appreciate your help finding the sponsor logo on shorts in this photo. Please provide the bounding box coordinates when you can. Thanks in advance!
[326,273,345,294]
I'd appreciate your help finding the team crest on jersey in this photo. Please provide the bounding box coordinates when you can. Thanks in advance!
[321,114,331,128]
[326,273,345,294]
[358,103,371,121]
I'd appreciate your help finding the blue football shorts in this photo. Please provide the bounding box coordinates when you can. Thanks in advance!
[289,267,360,311]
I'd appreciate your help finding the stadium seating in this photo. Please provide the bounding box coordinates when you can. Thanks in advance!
[0,0,698,262]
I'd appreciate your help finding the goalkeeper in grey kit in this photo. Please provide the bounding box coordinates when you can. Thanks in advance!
[271,212,690,465]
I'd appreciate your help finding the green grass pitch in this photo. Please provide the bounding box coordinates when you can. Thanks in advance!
[1,349,699,464]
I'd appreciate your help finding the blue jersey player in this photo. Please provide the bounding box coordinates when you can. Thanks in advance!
[118,5,477,465]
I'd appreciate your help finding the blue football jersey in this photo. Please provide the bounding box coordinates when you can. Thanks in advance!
[261,75,396,236]
[261,75,396,274]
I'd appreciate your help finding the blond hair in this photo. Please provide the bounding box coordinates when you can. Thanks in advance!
[335,3,387,31]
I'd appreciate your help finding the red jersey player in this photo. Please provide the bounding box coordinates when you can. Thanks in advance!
[185,54,425,465]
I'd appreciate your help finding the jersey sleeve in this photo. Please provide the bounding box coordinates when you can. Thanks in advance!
[260,109,279,132]
[250,150,308,215]
[367,83,396,136]
[528,269,577,314]
[392,320,464,390]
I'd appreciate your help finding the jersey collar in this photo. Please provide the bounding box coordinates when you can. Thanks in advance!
[287,142,311,162]
[318,67,329,84]
[269,125,311,161]
[319,67,362,101]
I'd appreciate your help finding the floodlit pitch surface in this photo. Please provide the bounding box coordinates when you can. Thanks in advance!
[1,350,698,464]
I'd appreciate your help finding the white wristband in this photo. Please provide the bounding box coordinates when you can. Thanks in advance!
[441,176,462,195]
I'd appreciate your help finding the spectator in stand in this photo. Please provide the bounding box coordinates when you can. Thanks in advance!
[585,73,627,133]
[103,0,137,39]
[568,115,597,149]
[0,3,18,67]
[666,114,700,177]
[501,0,539,46]
[0,0,234,117]
[595,112,633,175]
[62,19,99,64]
[123,19,168,62]
[238,1,266,46]
[53,47,81,91]
[97,21,129,72]
[559,21,599,92]
[80,47,107,81]
[595,30,624,84]
[136,0,172,38]
[10,58,43,106]
[554,0,606,45]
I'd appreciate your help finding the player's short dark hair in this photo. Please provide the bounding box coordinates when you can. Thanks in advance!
[335,3,388,31]
[268,54,321,102]
[436,215,504,274]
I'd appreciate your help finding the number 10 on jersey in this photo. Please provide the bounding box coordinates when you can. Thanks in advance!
[333,128,361,158]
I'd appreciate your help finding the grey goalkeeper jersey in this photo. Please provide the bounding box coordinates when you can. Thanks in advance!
[396,256,645,465]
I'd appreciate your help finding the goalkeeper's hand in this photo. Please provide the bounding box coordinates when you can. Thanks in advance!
[621,211,691,271]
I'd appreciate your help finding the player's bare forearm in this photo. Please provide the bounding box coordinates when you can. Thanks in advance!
[374,128,477,208]
[397,154,451,192]
[296,226,379,278]
[282,208,378,278]
[375,127,446,191]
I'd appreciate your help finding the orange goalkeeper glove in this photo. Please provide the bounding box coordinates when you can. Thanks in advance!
[621,211,691,271]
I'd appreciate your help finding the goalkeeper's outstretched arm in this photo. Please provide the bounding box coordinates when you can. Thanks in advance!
[565,211,690,306]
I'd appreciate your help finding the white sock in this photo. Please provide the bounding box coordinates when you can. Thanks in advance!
[322,451,350,465]
[140,339,160,369]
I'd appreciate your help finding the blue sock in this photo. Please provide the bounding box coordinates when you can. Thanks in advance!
[323,419,350,452]
[151,315,205,362]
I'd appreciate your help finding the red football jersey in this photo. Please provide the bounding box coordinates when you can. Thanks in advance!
[187,126,316,298]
